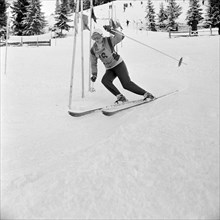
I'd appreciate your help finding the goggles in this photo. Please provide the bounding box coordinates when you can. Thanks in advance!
[92,34,102,41]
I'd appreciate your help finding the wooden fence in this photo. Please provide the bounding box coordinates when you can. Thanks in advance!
[0,33,52,46]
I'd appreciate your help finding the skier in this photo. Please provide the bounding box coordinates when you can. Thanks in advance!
[90,26,155,103]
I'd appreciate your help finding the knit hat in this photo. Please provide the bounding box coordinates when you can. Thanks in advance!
[91,28,103,39]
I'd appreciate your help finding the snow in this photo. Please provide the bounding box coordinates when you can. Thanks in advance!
[1,1,219,219]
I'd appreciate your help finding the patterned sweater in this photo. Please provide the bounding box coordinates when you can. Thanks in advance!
[90,32,124,76]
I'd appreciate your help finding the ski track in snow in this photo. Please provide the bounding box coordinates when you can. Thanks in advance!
[1,1,219,219]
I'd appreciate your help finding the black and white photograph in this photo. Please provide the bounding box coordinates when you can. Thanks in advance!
[1,0,219,219]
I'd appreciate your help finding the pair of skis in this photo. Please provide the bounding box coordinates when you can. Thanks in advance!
[68,90,178,117]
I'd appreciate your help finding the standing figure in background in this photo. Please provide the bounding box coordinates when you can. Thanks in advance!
[189,19,198,35]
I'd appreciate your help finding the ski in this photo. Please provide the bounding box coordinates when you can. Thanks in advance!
[68,90,178,117]
[68,107,103,117]
[102,90,179,116]
[68,100,148,117]
[68,99,149,117]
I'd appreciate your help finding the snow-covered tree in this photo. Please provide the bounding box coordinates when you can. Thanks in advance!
[55,0,61,15]
[157,2,167,29]
[22,0,46,35]
[69,0,89,12]
[69,0,115,12]
[166,0,182,30]
[145,0,157,31]
[11,0,30,35]
[69,0,76,12]
[205,0,220,34]
[54,0,72,36]
[0,0,8,39]
[186,0,203,30]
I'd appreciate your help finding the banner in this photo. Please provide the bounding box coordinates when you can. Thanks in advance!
[82,14,90,30]
[91,8,97,23]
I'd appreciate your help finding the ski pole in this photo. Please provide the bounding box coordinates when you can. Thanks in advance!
[110,29,186,67]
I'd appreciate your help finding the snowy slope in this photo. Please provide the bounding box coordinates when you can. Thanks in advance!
[1,1,219,219]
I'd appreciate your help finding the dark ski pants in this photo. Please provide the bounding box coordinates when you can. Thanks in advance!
[101,61,146,96]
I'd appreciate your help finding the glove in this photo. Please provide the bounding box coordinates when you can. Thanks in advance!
[90,74,97,82]
[103,25,113,33]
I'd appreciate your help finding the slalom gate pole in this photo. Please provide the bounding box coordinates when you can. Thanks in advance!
[68,0,79,109]
[111,29,186,67]
[88,0,93,92]
[113,3,118,52]
[4,12,10,75]
[80,0,85,98]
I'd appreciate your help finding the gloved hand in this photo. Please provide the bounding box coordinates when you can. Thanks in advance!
[103,25,113,32]
[91,74,97,82]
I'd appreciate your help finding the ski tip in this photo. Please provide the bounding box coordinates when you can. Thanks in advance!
[102,110,112,116]
[68,109,85,117]
[68,111,80,117]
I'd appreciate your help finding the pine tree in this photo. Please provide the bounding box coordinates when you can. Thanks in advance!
[205,0,220,34]
[11,0,30,35]
[166,0,182,30]
[55,0,61,15]
[145,0,157,31]
[69,0,88,12]
[64,0,71,13]
[83,0,90,11]
[0,0,8,39]
[186,0,203,29]
[22,0,46,35]
[69,0,76,12]
[157,2,167,29]
[54,0,72,36]
[69,0,115,12]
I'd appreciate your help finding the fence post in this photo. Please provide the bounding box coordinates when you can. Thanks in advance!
[169,29,171,38]
[189,26,192,37]
[209,25,212,35]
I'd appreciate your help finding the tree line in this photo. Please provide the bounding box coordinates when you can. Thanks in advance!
[0,0,115,38]
[146,0,219,33]
[0,0,219,39]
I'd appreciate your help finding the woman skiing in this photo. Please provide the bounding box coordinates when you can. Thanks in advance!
[90,26,154,103]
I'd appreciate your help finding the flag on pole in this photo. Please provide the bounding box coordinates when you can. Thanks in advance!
[109,19,123,30]
[82,14,90,30]
[91,8,97,23]
[116,20,123,30]
[109,19,116,29]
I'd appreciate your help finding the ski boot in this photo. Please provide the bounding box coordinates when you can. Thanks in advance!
[143,92,155,101]
[115,94,128,104]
